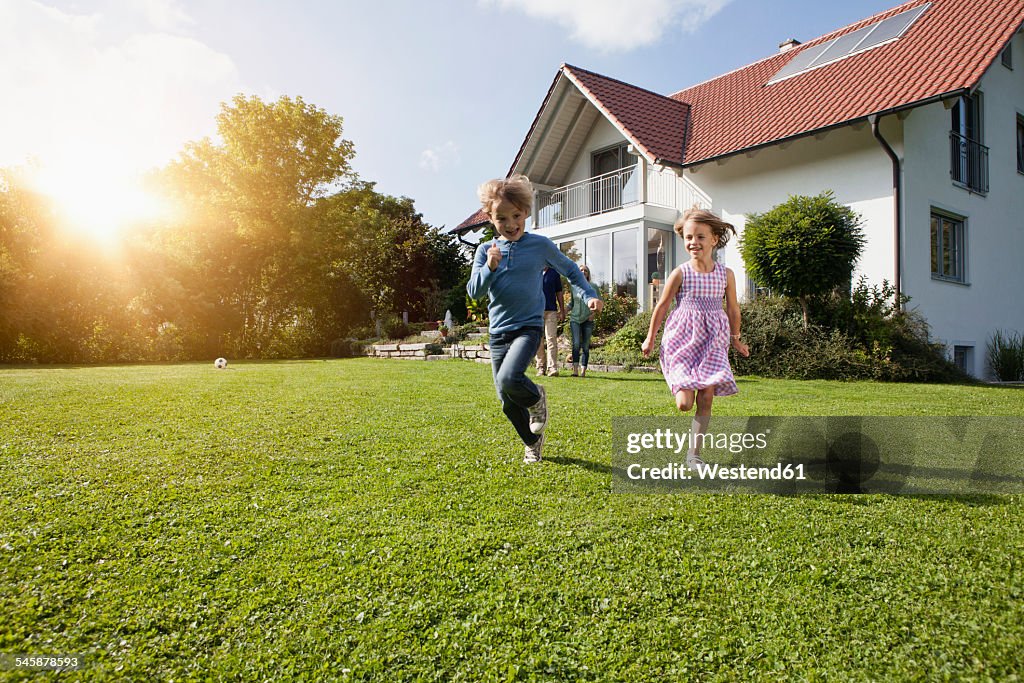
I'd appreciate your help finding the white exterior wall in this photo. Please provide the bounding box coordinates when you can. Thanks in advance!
[681,122,900,304]
[901,33,1024,378]
[566,117,629,184]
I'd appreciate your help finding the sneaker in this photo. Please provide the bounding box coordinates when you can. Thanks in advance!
[524,432,545,463]
[685,453,705,469]
[527,385,548,435]
[535,368,546,377]
[546,368,559,377]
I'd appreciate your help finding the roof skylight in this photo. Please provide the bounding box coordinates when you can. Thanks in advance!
[767,3,930,85]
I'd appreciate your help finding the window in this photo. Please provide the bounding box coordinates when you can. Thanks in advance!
[612,228,638,298]
[1002,43,1013,69]
[1017,116,1024,174]
[930,211,966,282]
[565,230,641,301]
[953,346,973,374]
[590,144,637,215]
[647,228,670,282]
[746,278,773,300]
[950,93,988,194]
[647,228,671,306]
[559,240,582,265]
[585,233,611,294]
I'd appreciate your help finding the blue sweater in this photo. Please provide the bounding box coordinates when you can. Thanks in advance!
[467,232,600,335]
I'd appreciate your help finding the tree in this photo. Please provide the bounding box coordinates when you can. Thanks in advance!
[316,184,467,326]
[740,191,865,327]
[152,94,357,355]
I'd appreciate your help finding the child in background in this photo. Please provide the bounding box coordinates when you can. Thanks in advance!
[567,264,600,377]
[641,207,749,467]
[467,175,603,463]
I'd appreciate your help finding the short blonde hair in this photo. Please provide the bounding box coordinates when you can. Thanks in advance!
[478,174,533,214]
[675,206,737,249]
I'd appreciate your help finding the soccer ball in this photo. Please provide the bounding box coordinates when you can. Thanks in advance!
[214,357,228,369]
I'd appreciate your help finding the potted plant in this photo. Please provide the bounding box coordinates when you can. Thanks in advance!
[651,271,662,285]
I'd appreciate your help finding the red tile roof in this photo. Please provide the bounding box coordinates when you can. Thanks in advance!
[671,0,1024,165]
[455,208,489,232]
[548,66,690,169]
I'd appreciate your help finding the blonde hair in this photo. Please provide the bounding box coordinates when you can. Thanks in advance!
[675,206,737,249]
[478,174,533,214]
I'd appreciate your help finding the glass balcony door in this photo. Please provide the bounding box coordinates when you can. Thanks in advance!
[591,144,637,215]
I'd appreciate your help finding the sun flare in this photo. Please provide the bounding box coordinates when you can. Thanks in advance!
[30,162,171,245]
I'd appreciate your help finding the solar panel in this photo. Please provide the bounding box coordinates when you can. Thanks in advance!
[767,2,931,85]
[767,40,835,83]
[855,3,930,52]
[809,25,877,69]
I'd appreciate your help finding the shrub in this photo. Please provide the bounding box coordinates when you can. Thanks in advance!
[347,324,376,340]
[588,310,660,368]
[602,310,652,354]
[740,191,865,326]
[987,330,1024,381]
[453,323,481,341]
[733,293,964,382]
[379,315,412,341]
[330,338,372,358]
[593,293,638,335]
[465,295,488,326]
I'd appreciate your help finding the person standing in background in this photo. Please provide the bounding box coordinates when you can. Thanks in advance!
[535,266,565,377]
[568,264,600,377]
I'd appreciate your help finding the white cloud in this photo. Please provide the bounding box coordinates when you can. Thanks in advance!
[481,0,732,52]
[0,0,241,177]
[419,141,460,173]
[135,0,195,32]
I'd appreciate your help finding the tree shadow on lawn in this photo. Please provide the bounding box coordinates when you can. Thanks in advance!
[576,373,759,386]
[570,373,662,383]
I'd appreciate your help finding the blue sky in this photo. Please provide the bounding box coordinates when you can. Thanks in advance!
[1,0,903,234]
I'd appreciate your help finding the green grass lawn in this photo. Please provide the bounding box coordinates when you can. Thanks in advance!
[1,359,1023,681]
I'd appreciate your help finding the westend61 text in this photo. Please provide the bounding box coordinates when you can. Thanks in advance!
[627,462,806,481]
[625,428,770,455]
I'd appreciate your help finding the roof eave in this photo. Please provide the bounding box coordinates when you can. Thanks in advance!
[509,68,571,178]
[682,88,970,170]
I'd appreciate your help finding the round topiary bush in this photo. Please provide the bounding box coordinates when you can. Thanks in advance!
[740,191,865,327]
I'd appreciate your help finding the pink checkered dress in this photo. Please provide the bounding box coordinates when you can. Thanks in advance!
[660,261,738,397]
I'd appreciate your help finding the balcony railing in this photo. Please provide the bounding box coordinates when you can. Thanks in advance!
[950,131,989,195]
[646,164,711,211]
[534,164,710,229]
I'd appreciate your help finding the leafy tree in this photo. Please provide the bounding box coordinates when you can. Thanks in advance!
[316,184,467,326]
[740,191,865,327]
[152,94,356,355]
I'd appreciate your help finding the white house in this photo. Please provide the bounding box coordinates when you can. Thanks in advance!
[453,0,1024,378]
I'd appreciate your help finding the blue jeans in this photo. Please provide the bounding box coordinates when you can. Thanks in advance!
[490,326,543,446]
[571,319,594,367]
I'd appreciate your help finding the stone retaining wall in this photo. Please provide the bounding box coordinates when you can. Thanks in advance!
[367,343,492,363]
[367,342,660,374]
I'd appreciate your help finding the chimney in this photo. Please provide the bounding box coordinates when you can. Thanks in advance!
[779,38,801,53]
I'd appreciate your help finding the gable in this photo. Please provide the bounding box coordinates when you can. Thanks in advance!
[510,65,690,187]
